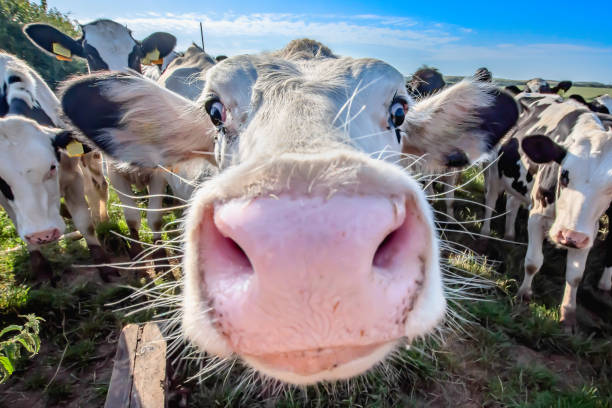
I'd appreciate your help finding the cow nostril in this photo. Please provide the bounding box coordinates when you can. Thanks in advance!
[221,235,253,270]
[373,228,400,269]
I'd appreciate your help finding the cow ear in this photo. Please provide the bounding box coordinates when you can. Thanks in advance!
[402,80,519,168]
[554,80,572,94]
[60,72,215,168]
[50,129,91,157]
[23,23,84,60]
[141,32,177,59]
[521,135,567,164]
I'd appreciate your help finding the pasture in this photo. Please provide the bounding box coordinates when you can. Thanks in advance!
[1,164,611,407]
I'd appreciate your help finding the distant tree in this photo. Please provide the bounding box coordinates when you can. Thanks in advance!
[0,0,86,89]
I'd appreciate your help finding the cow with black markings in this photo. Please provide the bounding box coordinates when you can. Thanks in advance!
[0,51,113,281]
[24,19,178,264]
[483,93,611,330]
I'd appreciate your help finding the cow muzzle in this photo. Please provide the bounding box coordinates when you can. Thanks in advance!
[555,228,590,249]
[195,193,433,382]
[25,228,61,245]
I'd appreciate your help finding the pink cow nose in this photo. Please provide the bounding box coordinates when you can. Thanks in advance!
[556,229,590,249]
[198,194,430,376]
[25,228,61,245]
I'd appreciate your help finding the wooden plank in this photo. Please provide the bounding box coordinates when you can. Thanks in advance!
[104,323,167,408]
[104,324,140,408]
[130,323,167,408]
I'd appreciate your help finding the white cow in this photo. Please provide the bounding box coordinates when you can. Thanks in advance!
[25,19,178,262]
[513,96,612,330]
[0,52,112,280]
[60,40,518,385]
[595,94,612,114]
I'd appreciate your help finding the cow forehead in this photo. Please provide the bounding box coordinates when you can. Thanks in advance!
[82,20,135,42]
[0,118,55,163]
[82,20,137,69]
[207,55,404,103]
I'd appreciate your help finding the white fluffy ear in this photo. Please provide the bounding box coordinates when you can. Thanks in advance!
[402,80,518,168]
[61,72,216,168]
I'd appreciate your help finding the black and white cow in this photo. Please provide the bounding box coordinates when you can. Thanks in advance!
[524,78,573,95]
[474,67,492,82]
[24,19,178,261]
[142,50,181,81]
[405,67,474,218]
[154,44,218,200]
[24,19,176,73]
[567,94,610,114]
[406,67,445,99]
[59,39,518,385]
[595,94,612,113]
[0,52,112,280]
[483,93,611,329]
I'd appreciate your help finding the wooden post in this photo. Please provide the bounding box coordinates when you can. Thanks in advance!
[105,323,167,408]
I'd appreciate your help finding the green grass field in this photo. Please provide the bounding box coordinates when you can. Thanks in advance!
[518,85,610,101]
[0,166,611,407]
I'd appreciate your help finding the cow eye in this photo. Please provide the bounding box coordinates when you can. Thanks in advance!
[390,97,409,127]
[50,164,56,171]
[560,169,569,187]
[204,96,226,127]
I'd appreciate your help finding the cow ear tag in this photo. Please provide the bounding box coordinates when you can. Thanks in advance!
[66,140,85,157]
[52,42,72,61]
[142,48,160,65]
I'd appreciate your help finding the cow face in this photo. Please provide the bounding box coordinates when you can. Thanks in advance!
[0,117,68,245]
[61,40,517,385]
[522,127,612,250]
[525,78,572,95]
[24,19,176,73]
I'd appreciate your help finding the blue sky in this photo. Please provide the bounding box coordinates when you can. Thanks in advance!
[48,0,612,83]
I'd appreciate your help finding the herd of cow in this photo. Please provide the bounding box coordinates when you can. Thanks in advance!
[0,18,610,386]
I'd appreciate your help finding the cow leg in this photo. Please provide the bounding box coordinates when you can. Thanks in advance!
[597,208,612,291]
[442,173,458,218]
[504,195,521,241]
[481,166,500,236]
[147,173,169,273]
[517,213,546,300]
[62,164,116,282]
[80,153,109,224]
[109,168,143,259]
[560,248,589,331]
[28,245,54,283]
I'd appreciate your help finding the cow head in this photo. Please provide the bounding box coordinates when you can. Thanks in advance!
[0,117,82,245]
[522,129,612,250]
[61,39,517,385]
[525,78,572,95]
[474,67,492,82]
[24,19,176,73]
[406,67,446,99]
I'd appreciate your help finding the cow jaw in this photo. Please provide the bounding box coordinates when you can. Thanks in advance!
[182,156,445,384]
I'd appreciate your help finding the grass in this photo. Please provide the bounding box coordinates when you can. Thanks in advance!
[0,170,611,407]
[564,86,610,101]
[512,84,610,101]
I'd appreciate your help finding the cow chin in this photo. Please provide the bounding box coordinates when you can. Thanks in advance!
[181,155,446,384]
[242,342,397,385]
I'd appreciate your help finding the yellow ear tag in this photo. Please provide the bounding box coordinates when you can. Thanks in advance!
[151,58,163,65]
[142,49,160,65]
[66,140,85,157]
[52,42,72,61]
